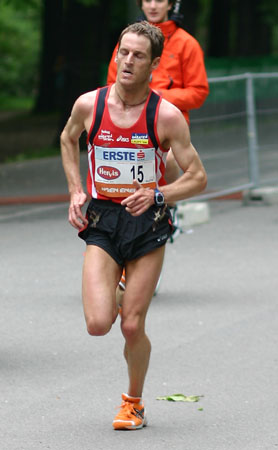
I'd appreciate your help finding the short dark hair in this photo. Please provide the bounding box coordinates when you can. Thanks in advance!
[118,21,164,61]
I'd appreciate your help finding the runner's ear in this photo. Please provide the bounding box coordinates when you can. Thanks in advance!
[151,57,160,72]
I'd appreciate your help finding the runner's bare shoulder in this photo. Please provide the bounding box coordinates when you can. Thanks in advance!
[73,90,98,116]
[157,98,189,145]
[71,90,98,130]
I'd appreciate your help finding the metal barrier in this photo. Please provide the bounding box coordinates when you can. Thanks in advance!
[189,72,278,201]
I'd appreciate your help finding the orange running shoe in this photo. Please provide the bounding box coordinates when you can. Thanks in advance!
[113,393,147,430]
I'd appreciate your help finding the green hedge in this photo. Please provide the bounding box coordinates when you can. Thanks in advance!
[0,2,40,98]
[206,56,278,78]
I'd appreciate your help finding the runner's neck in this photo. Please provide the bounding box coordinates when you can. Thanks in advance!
[114,85,149,109]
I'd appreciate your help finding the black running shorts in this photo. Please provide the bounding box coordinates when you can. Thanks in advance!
[78,198,173,266]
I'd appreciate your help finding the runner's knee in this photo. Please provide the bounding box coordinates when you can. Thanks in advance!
[121,315,144,343]
[86,315,112,336]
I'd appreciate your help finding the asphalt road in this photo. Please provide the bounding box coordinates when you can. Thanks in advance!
[1,199,278,450]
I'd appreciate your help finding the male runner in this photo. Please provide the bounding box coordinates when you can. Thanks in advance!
[107,0,209,187]
[61,21,207,430]
[108,0,209,293]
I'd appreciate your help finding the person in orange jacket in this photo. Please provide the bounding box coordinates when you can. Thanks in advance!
[107,0,209,126]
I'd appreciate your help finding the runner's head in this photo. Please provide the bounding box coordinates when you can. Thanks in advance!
[118,21,164,62]
[137,0,173,23]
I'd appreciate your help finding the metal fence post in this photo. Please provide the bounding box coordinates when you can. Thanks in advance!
[246,73,260,187]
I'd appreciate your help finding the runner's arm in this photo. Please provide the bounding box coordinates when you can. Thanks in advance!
[60,95,91,229]
[122,102,207,216]
[158,104,207,204]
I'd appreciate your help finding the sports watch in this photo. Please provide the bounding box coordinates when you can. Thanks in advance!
[154,188,165,206]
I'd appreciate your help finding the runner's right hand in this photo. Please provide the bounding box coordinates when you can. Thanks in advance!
[68,192,88,229]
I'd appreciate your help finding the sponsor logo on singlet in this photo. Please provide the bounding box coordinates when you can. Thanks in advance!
[98,130,114,142]
[94,146,154,163]
[116,135,129,143]
[97,166,121,180]
[102,150,136,161]
[131,133,149,144]
[137,151,145,160]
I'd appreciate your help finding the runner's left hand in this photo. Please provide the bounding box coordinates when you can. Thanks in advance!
[121,180,154,216]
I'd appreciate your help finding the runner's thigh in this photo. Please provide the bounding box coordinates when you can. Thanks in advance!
[123,245,165,317]
[82,245,122,319]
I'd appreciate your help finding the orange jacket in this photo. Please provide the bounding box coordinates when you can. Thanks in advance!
[107,20,209,124]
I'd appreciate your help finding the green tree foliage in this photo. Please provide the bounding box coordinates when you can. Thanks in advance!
[1,0,278,106]
[260,0,278,54]
[0,0,41,97]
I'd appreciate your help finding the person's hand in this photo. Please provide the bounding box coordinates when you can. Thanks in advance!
[121,180,155,216]
[68,192,88,229]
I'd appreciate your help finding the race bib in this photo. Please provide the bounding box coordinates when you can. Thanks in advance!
[94,146,156,197]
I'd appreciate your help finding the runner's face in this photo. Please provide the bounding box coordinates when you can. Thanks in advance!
[141,0,172,23]
[117,32,157,86]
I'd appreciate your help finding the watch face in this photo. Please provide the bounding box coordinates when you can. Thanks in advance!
[155,191,164,205]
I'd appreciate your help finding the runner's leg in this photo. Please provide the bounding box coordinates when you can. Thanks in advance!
[120,245,165,397]
[82,245,122,336]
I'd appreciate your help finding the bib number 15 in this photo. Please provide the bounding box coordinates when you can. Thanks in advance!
[130,165,144,183]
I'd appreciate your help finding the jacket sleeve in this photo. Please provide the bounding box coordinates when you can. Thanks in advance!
[159,38,209,113]
[106,44,119,84]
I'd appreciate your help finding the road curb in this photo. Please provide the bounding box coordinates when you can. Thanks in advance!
[242,187,278,205]
[0,193,69,206]
[178,202,210,228]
